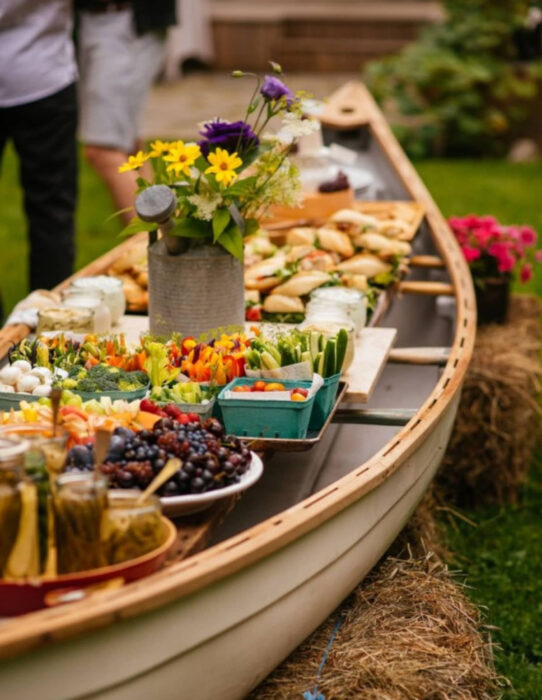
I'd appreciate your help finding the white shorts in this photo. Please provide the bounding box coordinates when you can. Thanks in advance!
[78,9,165,152]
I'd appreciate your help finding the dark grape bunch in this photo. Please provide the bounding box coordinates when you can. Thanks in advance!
[66,417,252,497]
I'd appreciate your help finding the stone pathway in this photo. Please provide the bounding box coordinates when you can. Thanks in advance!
[142,71,359,139]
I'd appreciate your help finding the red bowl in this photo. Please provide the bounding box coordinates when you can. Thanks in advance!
[0,517,177,616]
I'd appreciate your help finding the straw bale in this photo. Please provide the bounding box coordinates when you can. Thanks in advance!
[439,295,541,506]
[251,551,501,700]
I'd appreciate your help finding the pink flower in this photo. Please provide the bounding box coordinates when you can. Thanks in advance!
[497,251,516,273]
[535,250,542,263]
[520,263,533,283]
[464,214,482,228]
[519,226,537,247]
[472,226,493,248]
[462,245,481,262]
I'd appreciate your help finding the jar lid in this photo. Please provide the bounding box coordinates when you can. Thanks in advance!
[0,436,31,461]
[38,307,94,322]
[73,276,122,291]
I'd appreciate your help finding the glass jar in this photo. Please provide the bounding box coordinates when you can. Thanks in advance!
[102,490,164,565]
[37,306,94,334]
[0,423,68,478]
[72,276,126,325]
[61,288,111,334]
[301,303,356,372]
[310,286,366,334]
[0,437,28,576]
[53,472,108,574]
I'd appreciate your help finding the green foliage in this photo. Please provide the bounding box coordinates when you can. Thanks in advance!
[365,0,542,156]
[445,454,542,698]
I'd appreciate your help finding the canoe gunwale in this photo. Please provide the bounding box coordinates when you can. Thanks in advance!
[0,84,476,659]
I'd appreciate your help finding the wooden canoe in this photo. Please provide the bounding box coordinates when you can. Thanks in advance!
[0,83,476,699]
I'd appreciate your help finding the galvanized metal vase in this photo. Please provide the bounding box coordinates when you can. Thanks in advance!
[148,238,245,338]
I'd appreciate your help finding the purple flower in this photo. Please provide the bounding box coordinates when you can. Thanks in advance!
[260,75,293,104]
[198,119,259,157]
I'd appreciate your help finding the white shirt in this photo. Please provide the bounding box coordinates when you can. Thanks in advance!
[0,0,77,107]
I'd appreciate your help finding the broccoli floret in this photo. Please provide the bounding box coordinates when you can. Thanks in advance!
[131,370,148,386]
[97,379,119,392]
[76,378,98,393]
[117,380,139,392]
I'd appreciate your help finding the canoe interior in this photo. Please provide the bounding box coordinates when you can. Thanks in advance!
[0,83,475,674]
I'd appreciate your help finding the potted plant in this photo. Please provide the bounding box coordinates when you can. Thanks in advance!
[449,214,541,324]
[118,65,317,338]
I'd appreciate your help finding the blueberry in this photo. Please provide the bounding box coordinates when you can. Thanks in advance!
[136,447,147,461]
[153,458,165,471]
[125,449,136,460]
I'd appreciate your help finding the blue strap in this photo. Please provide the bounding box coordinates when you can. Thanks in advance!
[302,615,343,700]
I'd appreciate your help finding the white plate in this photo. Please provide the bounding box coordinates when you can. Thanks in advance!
[160,451,264,517]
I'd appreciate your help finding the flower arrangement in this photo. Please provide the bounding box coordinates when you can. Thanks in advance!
[449,214,541,285]
[118,64,317,261]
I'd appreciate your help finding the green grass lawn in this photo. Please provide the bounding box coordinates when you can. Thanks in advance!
[1,146,541,695]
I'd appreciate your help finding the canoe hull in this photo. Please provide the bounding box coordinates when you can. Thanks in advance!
[0,393,459,700]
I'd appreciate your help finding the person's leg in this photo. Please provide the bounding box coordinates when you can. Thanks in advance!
[78,10,165,223]
[83,144,139,222]
[12,84,77,290]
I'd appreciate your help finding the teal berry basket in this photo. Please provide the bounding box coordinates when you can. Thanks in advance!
[308,373,342,431]
[157,398,215,421]
[0,391,41,411]
[218,378,315,439]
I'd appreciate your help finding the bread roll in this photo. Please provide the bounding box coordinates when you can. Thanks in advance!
[286,227,317,246]
[316,227,354,258]
[377,219,410,238]
[244,253,286,290]
[336,253,392,277]
[263,294,305,313]
[270,270,330,297]
[330,209,378,234]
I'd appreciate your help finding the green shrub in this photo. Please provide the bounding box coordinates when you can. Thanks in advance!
[365,0,542,157]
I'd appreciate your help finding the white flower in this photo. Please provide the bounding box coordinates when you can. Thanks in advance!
[187,191,223,221]
[280,113,320,139]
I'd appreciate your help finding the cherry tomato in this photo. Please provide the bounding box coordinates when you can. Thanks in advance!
[233,385,251,392]
[252,380,267,392]
[264,382,285,391]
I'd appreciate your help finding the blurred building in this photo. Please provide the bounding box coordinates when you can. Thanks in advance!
[208,0,443,71]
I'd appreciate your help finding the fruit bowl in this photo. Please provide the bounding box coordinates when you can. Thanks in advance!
[0,517,177,617]
[160,451,264,517]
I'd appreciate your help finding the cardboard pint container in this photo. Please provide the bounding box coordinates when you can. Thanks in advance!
[148,239,245,338]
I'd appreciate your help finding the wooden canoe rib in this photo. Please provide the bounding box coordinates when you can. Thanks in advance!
[0,84,476,699]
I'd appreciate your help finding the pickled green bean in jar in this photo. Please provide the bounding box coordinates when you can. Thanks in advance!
[0,437,27,576]
[101,491,164,566]
[53,473,108,574]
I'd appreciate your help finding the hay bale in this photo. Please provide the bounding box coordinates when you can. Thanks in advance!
[439,295,542,506]
[250,552,501,700]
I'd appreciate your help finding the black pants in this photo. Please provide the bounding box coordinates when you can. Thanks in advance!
[0,82,77,291]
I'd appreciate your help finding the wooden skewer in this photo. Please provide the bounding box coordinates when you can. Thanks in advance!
[398,281,455,296]
[409,255,445,269]
[388,347,451,366]
[137,458,181,505]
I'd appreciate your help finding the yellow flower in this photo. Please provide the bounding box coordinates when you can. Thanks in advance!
[163,141,201,177]
[118,151,148,173]
[148,139,174,157]
[205,147,242,186]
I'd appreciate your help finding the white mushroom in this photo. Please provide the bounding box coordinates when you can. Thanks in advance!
[11,360,32,374]
[32,384,52,397]
[0,365,22,386]
[16,374,41,394]
[30,367,53,383]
